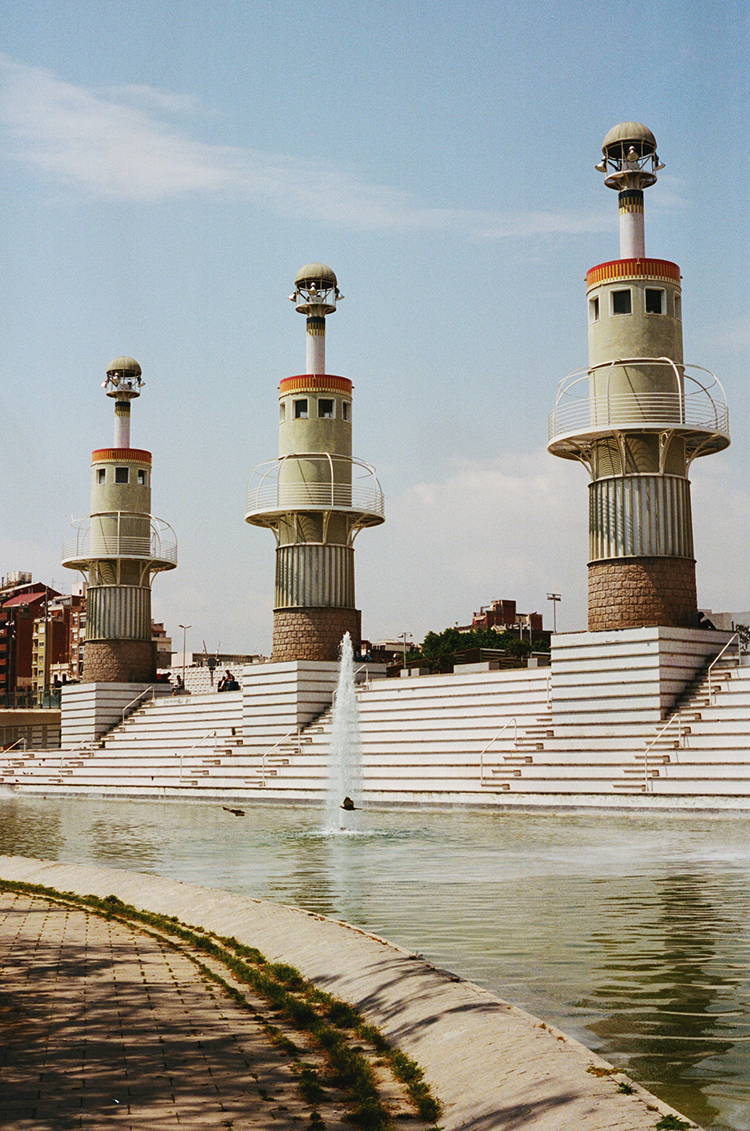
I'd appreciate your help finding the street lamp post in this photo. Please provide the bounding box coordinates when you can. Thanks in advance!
[178,624,191,690]
[397,632,412,671]
[546,593,561,634]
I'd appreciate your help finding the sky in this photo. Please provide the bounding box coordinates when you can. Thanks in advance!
[1,0,748,655]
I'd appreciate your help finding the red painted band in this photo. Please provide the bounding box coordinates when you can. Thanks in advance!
[586,258,681,286]
[279,374,353,395]
[91,448,152,463]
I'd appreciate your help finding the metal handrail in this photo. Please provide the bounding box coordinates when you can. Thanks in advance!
[63,513,178,565]
[479,718,518,786]
[247,454,385,519]
[642,713,686,792]
[121,684,156,725]
[3,737,27,752]
[255,725,305,786]
[248,483,384,516]
[707,632,742,701]
[179,730,218,777]
[549,392,729,439]
[331,664,370,706]
[548,361,729,444]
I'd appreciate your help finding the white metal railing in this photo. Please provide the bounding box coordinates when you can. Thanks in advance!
[331,664,371,707]
[179,730,218,778]
[121,684,156,725]
[63,513,178,565]
[247,454,385,520]
[3,737,27,752]
[257,726,302,786]
[479,718,518,786]
[548,361,729,444]
[641,713,686,792]
[707,632,744,701]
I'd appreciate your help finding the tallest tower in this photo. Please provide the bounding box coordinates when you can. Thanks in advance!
[548,123,729,630]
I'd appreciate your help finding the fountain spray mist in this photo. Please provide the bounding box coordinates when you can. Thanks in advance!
[325,632,362,830]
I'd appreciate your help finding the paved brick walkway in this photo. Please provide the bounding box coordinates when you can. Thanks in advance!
[0,891,339,1129]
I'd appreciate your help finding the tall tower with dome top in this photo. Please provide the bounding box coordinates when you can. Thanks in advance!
[547,123,729,630]
[246,264,384,661]
[62,356,177,682]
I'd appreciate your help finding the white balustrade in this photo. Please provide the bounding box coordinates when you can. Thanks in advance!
[63,513,178,566]
[247,455,384,520]
[548,361,730,448]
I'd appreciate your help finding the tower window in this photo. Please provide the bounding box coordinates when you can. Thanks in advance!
[137,469,147,485]
[294,399,308,419]
[96,468,106,484]
[342,402,350,421]
[115,467,129,484]
[645,288,665,314]
[611,289,632,315]
[589,296,599,323]
[674,294,682,320]
[318,398,335,418]
[279,402,286,421]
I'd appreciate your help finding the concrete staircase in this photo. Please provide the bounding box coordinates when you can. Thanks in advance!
[1,691,246,795]
[236,668,552,800]
[3,628,750,806]
[464,652,750,799]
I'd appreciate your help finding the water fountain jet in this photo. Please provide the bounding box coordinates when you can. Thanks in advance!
[325,632,362,832]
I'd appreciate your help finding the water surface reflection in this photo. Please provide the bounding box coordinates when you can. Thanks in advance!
[0,795,748,1131]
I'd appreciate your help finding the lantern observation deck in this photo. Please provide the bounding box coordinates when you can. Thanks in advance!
[548,359,730,465]
[246,454,384,530]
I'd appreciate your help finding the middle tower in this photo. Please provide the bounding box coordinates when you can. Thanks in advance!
[246,264,385,661]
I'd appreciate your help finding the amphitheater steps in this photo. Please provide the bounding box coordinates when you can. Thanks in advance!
[4,649,750,801]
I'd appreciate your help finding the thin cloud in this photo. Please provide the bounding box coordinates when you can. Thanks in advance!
[362,450,750,640]
[0,54,618,238]
[105,84,205,115]
[361,451,589,638]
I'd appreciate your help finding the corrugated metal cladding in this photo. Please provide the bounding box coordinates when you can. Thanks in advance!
[275,544,354,608]
[86,585,151,640]
[589,474,694,561]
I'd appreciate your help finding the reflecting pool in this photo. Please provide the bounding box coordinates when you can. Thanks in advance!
[1,793,748,1131]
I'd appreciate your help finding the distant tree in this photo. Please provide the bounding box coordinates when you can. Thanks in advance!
[415,625,549,672]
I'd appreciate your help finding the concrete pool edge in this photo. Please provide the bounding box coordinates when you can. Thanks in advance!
[0,855,700,1131]
[8,782,750,812]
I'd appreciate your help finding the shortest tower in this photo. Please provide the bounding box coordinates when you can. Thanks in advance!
[63,357,177,682]
[246,265,384,661]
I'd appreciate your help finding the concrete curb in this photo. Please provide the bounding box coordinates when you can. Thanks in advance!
[0,855,700,1131]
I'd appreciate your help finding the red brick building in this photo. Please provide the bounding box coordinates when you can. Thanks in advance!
[467,599,543,634]
[0,583,60,706]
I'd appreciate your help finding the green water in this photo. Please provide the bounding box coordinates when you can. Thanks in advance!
[1,794,748,1131]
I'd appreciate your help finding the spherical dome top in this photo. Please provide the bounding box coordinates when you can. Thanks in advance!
[294,263,337,289]
[106,355,141,376]
[602,121,657,155]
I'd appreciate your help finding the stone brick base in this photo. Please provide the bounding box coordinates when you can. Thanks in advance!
[588,557,698,631]
[83,640,156,683]
[272,608,361,662]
